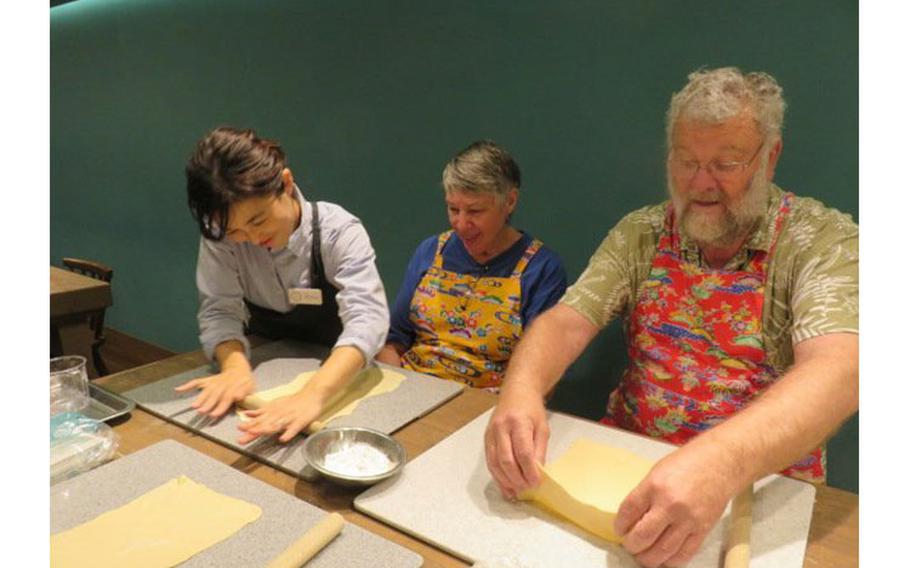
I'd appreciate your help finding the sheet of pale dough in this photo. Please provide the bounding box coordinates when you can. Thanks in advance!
[519,438,655,543]
[239,366,405,431]
[51,475,261,568]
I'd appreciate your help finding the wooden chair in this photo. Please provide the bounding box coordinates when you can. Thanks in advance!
[61,257,114,377]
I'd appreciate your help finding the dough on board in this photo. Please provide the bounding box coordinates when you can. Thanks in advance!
[239,365,405,432]
[51,475,262,568]
[519,438,655,542]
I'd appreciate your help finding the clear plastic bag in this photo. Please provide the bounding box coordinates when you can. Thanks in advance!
[50,412,119,485]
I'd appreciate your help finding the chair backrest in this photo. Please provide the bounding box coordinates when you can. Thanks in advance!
[61,257,114,283]
[61,257,113,337]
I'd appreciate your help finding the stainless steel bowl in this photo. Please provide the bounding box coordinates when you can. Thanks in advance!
[302,427,406,487]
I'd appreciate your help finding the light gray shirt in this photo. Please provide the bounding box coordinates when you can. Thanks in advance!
[195,187,389,362]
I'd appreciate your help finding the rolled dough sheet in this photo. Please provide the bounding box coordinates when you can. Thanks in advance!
[519,438,655,543]
[238,365,406,432]
[50,475,262,568]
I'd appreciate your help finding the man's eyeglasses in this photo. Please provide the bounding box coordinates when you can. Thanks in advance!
[668,142,765,183]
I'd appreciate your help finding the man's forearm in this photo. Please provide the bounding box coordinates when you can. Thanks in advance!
[501,304,600,399]
[688,333,859,490]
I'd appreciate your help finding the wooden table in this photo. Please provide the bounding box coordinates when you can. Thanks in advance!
[96,350,858,567]
[50,266,112,378]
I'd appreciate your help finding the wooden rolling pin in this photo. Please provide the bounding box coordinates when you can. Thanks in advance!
[306,420,326,434]
[265,512,345,568]
[723,485,753,568]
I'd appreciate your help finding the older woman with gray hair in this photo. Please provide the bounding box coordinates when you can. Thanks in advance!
[376,140,567,391]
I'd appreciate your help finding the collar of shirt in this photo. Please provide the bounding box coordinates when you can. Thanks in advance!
[282,184,312,259]
[444,230,533,275]
[676,184,784,269]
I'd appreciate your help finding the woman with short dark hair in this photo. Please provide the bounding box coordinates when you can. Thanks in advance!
[178,126,389,444]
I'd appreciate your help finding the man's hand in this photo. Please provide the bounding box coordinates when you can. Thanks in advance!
[174,367,256,418]
[236,392,322,444]
[483,304,600,500]
[484,388,550,500]
[614,444,739,568]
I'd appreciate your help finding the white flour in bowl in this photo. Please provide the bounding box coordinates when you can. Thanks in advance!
[323,443,393,476]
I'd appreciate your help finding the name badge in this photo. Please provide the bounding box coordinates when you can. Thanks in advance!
[288,287,323,306]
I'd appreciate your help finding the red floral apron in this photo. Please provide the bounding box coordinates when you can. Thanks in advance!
[602,193,825,482]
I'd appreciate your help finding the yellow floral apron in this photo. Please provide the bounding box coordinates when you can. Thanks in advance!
[402,231,543,391]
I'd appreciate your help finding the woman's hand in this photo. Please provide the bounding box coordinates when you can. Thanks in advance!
[375,343,405,367]
[174,366,256,418]
[236,392,323,444]
[235,346,368,444]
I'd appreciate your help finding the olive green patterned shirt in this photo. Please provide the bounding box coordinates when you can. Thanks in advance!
[561,184,858,374]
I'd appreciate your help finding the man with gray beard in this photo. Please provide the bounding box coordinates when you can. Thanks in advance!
[484,67,858,567]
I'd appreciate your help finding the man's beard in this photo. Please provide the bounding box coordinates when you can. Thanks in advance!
[667,155,771,248]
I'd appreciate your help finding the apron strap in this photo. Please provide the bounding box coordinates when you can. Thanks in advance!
[243,200,343,347]
[765,192,794,258]
[510,238,544,278]
[432,231,454,269]
[310,202,329,288]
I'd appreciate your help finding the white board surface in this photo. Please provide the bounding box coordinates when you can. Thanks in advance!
[356,409,816,568]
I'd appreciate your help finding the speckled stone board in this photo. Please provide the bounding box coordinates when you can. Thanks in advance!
[51,439,422,568]
[124,340,463,479]
[355,409,816,568]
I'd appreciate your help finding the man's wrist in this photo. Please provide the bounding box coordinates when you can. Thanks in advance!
[500,377,547,406]
[688,429,753,494]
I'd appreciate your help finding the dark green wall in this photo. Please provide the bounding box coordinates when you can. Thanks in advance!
[50,0,858,491]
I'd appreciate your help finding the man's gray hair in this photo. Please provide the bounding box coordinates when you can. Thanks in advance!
[442,140,521,203]
[666,67,787,147]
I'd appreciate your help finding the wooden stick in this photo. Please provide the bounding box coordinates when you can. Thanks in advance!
[265,512,344,568]
[724,485,753,568]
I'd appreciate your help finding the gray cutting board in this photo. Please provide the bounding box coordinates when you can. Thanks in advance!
[355,409,816,568]
[124,340,463,479]
[51,439,422,568]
